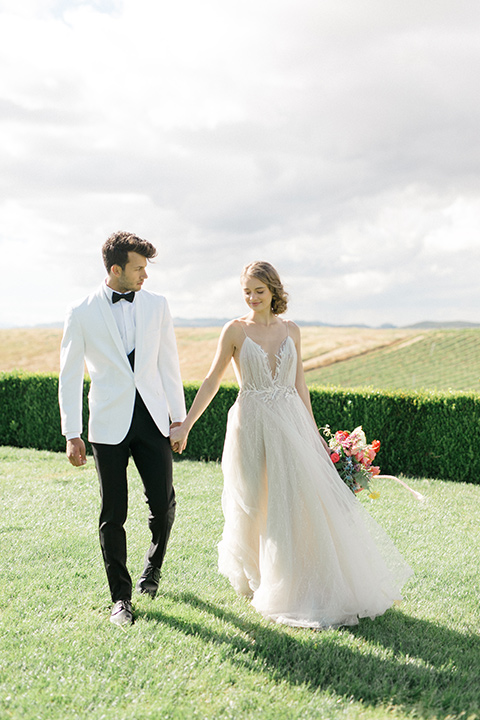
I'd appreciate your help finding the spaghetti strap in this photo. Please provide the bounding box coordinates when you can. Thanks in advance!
[238,318,288,343]
[238,320,249,338]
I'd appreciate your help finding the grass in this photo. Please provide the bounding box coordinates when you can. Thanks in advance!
[1,446,479,719]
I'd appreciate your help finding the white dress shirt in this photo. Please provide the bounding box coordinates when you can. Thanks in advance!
[103,281,136,355]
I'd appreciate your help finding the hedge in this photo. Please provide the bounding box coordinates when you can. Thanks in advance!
[1,372,479,483]
[0,372,75,454]
[309,386,480,483]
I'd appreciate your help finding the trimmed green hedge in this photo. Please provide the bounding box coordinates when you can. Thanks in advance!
[309,386,480,483]
[0,371,90,455]
[1,372,479,483]
[181,382,239,462]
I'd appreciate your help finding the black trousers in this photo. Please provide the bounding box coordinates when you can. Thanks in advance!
[91,392,175,602]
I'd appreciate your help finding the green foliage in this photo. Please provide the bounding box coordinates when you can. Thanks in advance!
[306,328,480,392]
[310,386,480,483]
[1,373,479,484]
[0,371,90,454]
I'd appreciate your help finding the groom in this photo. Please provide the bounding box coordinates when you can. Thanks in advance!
[59,231,186,626]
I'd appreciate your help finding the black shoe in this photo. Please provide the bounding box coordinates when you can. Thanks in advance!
[110,599,133,626]
[136,564,161,598]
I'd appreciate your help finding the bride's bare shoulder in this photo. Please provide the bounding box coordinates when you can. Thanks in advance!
[220,318,247,343]
[285,319,301,340]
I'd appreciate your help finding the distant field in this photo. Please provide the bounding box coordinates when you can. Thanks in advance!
[1,326,479,392]
[0,326,415,382]
[0,328,64,375]
[305,328,480,392]
[0,327,238,381]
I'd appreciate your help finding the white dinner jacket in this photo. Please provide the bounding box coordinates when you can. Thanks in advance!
[59,284,186,444]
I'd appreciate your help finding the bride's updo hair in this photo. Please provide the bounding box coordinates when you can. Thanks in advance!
[241,261,289,315]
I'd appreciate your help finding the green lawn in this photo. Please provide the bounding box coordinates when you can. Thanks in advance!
[1,446,479,720]
[306,329,480,392]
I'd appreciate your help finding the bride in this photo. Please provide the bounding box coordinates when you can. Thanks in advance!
[170,261,412,629]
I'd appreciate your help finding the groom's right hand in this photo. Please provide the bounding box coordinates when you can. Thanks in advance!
[66,437,87,467]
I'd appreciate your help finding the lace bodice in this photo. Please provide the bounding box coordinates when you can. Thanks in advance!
[239,335,297,395]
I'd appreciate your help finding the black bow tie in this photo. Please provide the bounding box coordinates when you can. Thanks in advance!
[112,291,135,304]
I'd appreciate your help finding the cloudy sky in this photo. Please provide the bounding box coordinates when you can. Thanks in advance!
[1,0,480,328]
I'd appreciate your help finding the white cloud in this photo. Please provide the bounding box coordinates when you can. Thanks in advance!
[1,0,480,327]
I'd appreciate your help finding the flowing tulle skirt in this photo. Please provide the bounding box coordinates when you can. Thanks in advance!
[218,389,412,629]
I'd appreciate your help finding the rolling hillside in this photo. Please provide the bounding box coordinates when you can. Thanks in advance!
[1,326,479,392]
[305,328,480,392]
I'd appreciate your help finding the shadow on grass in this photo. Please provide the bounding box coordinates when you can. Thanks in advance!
[137,590,479,719]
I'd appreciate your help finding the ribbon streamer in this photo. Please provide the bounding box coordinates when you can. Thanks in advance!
[377,475,425,502]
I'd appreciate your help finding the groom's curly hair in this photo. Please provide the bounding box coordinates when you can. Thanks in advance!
[241,261,289,315]
[102,231,157,272]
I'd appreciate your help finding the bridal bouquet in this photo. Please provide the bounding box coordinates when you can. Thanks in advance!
[321,425,381,498]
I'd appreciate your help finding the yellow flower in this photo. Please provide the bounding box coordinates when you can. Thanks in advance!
[368,491,381,500]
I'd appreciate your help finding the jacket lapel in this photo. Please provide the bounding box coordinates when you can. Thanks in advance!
[96,284,133,371]
[133,290,145,372]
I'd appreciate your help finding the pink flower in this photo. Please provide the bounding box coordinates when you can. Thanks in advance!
[370,466,381,476]
[330,452,340,464]
[334,431,349,444]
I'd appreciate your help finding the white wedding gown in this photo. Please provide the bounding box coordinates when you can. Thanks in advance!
[218,326,413,628]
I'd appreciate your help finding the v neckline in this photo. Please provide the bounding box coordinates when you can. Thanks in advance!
[243,335,291,380]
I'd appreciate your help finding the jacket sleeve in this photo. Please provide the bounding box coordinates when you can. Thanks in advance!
[158,299,186,424]
[58,306,86,438]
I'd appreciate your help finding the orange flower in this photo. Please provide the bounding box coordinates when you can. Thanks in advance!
[371,440,381,453]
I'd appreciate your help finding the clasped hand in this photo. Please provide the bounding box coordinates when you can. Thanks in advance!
[170,422,188,454]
